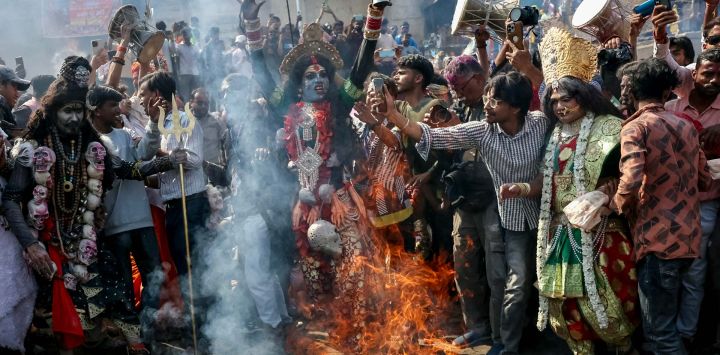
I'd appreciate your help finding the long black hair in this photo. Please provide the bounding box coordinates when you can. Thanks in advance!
[542,76,622,124]
[282,55,358,165]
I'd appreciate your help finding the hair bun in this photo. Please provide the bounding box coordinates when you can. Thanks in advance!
[58,56,92,88]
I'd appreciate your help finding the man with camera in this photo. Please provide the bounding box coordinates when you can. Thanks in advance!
[372,70,549,355]
[441,54,497,350]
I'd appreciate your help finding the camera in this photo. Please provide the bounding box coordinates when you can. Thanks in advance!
[509,6,540,26]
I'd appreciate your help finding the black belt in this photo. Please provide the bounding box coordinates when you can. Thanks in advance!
[165,192,206,209]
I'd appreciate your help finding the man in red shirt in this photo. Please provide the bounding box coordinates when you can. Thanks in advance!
[612,58,712,354]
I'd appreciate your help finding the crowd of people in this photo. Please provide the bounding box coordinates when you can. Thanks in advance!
[2,0,720,354]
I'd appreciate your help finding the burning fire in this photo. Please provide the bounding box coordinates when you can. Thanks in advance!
[288,224,457,354]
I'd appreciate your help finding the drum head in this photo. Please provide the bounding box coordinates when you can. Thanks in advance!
[108,5,141,39]
[137,32,166,63]
[451,0,472,35]
[572,0,611,28]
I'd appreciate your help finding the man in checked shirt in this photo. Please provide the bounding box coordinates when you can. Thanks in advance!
[371,71,549,355]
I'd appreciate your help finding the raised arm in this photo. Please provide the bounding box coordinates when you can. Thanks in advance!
[652,5,694,98]
[343,3,388,95]
[241,0,279,100]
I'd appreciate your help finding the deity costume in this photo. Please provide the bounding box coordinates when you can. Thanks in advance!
[535,28,639,354]
[2,56,175,350]
[245,3,386,324]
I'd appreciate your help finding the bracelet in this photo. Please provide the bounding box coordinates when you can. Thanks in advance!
[516,183,531,197]
[401,117,410,130]
[364,29,381,40]
[111,56,126,65]
[117,45,127,52]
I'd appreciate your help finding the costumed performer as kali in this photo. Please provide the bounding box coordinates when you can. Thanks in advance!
[240,0,390,323]
[503,28,639,354]
[1,56,179,352]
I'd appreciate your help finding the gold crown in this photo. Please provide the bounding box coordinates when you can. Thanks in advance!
[539,27,597,86]
[279,23,344,76]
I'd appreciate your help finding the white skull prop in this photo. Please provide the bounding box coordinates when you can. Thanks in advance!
[82,210,94,225]
[86,193,101,210]
[32,185,48,202]
[82,225,96,241]
[307,219,342,259]
[27,200,49,230]
[87,178,102,196]
[70,263,89,283]
[34,172,53,189]
[78,238,97,265]
[32,146,56,174]
[63,273,78,291]
[85,142,106,170]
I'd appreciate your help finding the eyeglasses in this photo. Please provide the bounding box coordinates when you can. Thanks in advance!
[482,95,502,109]
[453,75,476,94]
[707,35,720,46]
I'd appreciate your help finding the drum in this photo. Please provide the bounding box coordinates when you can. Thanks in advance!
[572,0,631,44]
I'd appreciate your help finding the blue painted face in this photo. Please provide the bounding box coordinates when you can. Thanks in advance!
[301,64,330,103]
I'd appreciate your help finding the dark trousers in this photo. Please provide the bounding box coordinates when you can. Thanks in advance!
[105,226,162,340]
[638,254,694,355]
[165,193,211,334]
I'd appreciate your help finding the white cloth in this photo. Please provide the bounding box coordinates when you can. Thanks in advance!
[237,214,289,327]
[175,44,201,76]
[377,33,396,51]
[159,111,207,202]
[0,223,37,352]
[229,48,253,78]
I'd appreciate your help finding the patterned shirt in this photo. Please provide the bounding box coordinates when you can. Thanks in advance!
[665,93,720,201]
[416,111,549,231]
[613,104,711,261]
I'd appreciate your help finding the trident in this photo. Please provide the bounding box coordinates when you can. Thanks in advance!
[158,94,199,354]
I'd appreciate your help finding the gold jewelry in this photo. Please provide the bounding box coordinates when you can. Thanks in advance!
[539,27,597,86]
[517,183,531,197]
[279,23,343,76]
[558,147,573,162]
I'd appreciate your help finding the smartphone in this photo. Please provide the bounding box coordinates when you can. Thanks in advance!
[429,105,452,125]
[108,49,117,60]
[91,40,101,56]
[379,49,395,58]
[506,21,524,50]
[655,0,672,9]
[371,77,386,113]
[14,56,23,66]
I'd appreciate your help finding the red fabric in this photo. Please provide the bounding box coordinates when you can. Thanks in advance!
[556,137,578,173]
[131,256,142,309]
[530,86,541,111]
[41,218,85,350]
[150,205,183,308]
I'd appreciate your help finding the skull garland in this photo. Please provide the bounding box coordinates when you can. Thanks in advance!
[32,185,49,202]
[78,238,97,265]
[33,146,56,188]
[87,178,102,197]
[85,142,106,179]
[307,219,342,259]
[27,200,49,230]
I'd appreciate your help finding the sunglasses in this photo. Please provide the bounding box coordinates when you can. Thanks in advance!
[482,95,502,109]
[707,35,720,46]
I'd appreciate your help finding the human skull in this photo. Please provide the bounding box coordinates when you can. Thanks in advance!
[70,263,89,283]
[307,219,342,259]
[206,185,224,211]
[78,238,97,265]
[27,200,49,230]
[34,172,53,189]
[86,193,101,210]
[82,225,96,241]
[85,142,106,172]
[87,178,102,196]
[63,273,78,290]
[82,210,94,225]
[32,185,48,202]
[32,146,56,174]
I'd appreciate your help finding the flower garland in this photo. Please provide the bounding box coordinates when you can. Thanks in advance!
[536,112,608,330]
